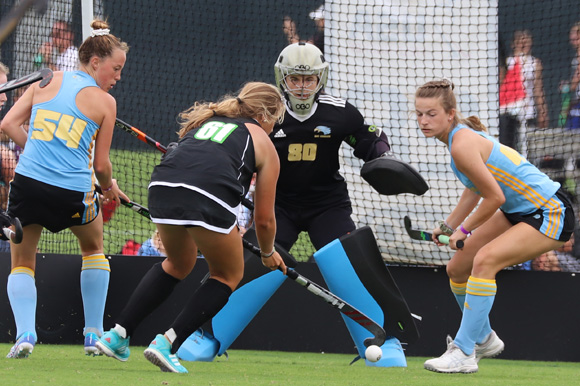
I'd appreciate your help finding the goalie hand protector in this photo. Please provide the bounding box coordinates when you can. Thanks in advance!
[361,154,429,196]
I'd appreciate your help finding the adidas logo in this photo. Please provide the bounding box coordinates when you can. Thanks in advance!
[274,129,286,138]
[72,212,81,218]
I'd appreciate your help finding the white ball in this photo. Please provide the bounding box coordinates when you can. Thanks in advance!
[365,345,382,362]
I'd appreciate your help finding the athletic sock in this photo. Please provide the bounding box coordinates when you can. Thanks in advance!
[81,254,110,336]
[169,278,232,353]
[116,262,180,337]
[450,279,492,344]
[450,279,467,310]
[7,267,38,341]
[454,276,497,355]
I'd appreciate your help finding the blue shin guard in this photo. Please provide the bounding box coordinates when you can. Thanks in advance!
[314,227,413,367]
[178,270,286,361]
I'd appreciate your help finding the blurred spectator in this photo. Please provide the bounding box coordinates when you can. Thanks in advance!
[138,229,166,257]
[499,30,548,157]
[34,20,79,71]
[0,62,10,253]
[0,144,16,210]
[554,234,580,272]
[532,250,561,271]
[0,63,17,210]
[563,21,580,129]
[120,239,141,255]
[101,199,117,224]
[282,4,325,53]
[0,62,7,109]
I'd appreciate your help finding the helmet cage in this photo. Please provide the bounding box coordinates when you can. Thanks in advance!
[277,65,327,101]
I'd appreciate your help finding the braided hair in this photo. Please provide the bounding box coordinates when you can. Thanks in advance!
[416,79,487,132]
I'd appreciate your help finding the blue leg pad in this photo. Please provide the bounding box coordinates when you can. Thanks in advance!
[365,337,407,367]
[314,239,407,367]
[177,328,220,362]
[178,270,286,361]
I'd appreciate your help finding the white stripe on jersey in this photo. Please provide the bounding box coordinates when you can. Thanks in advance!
[318,94,346,108]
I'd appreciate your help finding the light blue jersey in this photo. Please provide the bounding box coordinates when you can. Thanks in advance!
[448,124,560,215]
[16,71,100,192]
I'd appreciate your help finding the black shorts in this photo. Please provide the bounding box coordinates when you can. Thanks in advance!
[502,188,575,242]
[148,185,237,234]
[275,201,355,250]
[7,173,99,233]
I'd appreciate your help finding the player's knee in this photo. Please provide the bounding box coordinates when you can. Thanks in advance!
[210,270,243,292]
[446,260,469,283]
[472,249,500,277]
[162,258,195,280]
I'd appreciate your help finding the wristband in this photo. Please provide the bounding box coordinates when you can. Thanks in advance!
[102,185,113,193]
[260,247,275,258]
[459,224,472,236]
[438,220,454,236]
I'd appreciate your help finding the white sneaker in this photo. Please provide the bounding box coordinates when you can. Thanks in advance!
[424,336,478,373]
[475,330,504,362]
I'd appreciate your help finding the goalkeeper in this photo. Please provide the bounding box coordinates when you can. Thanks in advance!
[179,42,418,367]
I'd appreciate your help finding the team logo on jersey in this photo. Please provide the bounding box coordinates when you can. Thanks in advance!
[274,129,286,138]
[314,125,331,138]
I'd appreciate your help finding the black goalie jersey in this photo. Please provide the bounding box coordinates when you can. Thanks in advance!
[270,94,389,208]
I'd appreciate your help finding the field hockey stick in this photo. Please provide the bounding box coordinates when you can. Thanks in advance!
[94,185,151,218]
[105,191,386,347]
[0,68,53,94]
[115,118,168,153]
[114,118,254,210]
[403,215,464,248]
[241,238,387,347]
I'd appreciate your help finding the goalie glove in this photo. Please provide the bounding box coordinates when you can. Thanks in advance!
[360,153,429,196]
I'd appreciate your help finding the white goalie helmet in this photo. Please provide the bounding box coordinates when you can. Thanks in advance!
[274,42,329,117]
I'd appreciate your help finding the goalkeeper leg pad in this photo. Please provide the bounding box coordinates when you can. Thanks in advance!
[178,269,286,361]
[314,226,418,367]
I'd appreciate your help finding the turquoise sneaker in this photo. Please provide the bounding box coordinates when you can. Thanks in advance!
[95,329,130,361]
[6,332,36,359]
[84,332,102,356]
[144,334,188,373]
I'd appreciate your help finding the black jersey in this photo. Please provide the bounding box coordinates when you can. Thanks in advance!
[150,116,256,209]
[271,94,381,208]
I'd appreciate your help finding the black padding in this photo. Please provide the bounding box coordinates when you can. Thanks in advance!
[339,226,420,343]
[361,156,429,196]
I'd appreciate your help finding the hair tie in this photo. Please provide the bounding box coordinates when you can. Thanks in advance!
[91,28,110,37]
[236,97,243,105]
